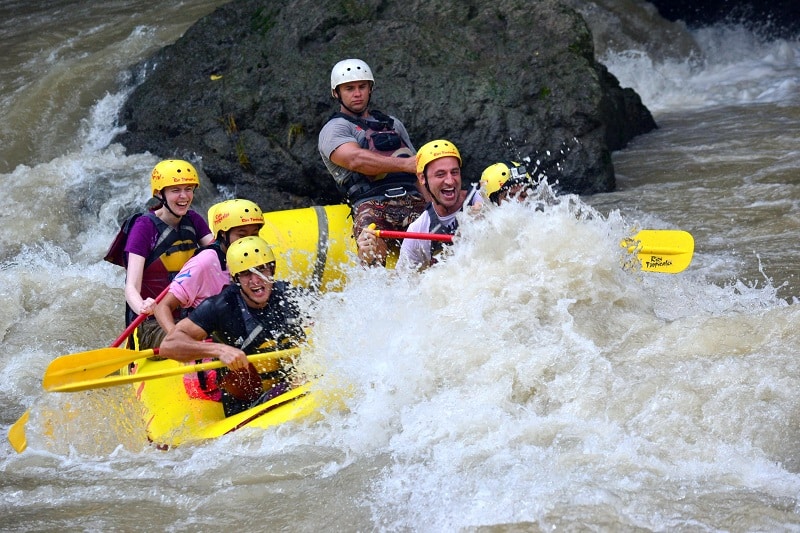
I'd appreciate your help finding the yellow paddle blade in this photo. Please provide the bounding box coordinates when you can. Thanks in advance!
[8,409,30,453]
[46,348,301,393]
[43,348,155,391]
[620,230,695,274]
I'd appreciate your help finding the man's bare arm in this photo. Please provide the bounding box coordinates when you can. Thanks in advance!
[159,318,250,371]
[330,142,416,178]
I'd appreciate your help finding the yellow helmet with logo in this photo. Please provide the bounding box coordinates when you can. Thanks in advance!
[150,159,200,197]
[208,199,265,235]
[226,236,276,277]
[415,139,462,174]
[480,161,530,197]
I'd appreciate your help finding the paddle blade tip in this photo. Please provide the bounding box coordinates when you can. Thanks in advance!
[8,409,30,453]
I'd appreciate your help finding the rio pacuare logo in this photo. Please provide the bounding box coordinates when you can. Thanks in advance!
[645,255,673,269]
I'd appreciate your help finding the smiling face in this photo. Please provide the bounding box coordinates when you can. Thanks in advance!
[227,223,262,243]
[235,263,275,308]
[419,156,463,216]
[335,80,371,115]
[160,185,195,216]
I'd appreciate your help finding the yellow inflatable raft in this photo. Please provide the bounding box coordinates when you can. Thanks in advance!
[124,204,368,448]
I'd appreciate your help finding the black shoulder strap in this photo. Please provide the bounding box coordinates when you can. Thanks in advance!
[426,203,459,236]
[144,213,197,269]
[193,241,226,270]
[329,111,394,131]
[369,110,394,129]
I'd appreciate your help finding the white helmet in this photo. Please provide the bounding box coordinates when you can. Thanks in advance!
[330,58,375,93]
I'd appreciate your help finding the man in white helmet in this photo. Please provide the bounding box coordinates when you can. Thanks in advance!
[318,58,428,266]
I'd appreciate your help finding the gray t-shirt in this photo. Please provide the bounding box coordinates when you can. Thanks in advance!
[318,112,415,187]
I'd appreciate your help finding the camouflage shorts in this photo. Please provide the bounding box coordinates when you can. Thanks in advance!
[136,318,167,352]
[352,195,427,241]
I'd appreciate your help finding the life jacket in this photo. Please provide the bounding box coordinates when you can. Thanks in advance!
[329,110,420,206]
[212,283,304,416]
[125,212,201,325]
[426,203,459,264]
[183,358,222,401]
[184,281,301,405]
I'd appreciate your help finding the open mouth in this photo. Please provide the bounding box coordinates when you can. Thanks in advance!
[249,285,266,296]
[440,187,457,202]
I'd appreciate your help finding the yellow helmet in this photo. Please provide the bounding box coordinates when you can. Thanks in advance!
[150,159,200,197]
[208,199,265,235]
[415,139,462,174]
[480,161,531,197]
[226,236,276,277]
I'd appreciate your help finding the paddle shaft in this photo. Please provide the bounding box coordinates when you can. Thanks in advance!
[375,229,453,243]
[377,228,693,273]
[47,348,301,393]
[111,285,170,347]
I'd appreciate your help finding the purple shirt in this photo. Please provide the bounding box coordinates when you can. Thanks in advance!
[124,210,211,260]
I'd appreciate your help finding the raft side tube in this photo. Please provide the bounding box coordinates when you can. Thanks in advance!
[259,204,357,292]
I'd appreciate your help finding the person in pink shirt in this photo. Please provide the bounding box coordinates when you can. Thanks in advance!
[153,198,265,401]
[153,198,265,335]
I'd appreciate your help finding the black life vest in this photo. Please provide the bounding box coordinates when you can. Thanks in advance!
[329,110,420,206]
[201,282,304,356]
[204,283,305,416]
[426,203,458,263]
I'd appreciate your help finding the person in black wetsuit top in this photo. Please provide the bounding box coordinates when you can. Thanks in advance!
[159,235,306,416]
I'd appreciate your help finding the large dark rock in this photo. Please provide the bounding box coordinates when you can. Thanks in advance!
[113,0,656,212]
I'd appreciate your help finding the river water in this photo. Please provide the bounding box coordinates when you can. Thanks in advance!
[2,1,800,531]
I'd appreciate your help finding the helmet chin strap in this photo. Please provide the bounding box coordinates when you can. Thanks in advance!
[423,172,442,207]
[155,194,181,218]
[238,285,259,306]
[219,230,231,249]
[425,172,462,210]
[334,87,372,117]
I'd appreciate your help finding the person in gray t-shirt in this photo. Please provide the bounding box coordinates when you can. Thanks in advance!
[318,58,428,266]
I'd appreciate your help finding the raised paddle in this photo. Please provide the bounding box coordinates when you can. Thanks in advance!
[620,229,694,274]
[45,347,301,393]
[7,287,171,452]
[376,228,695,273]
